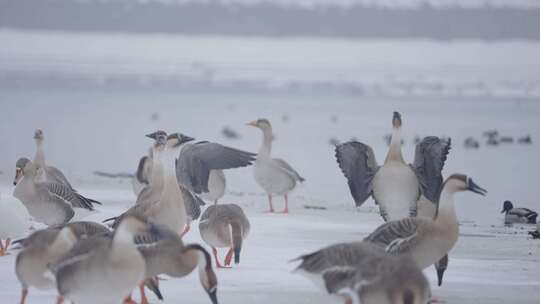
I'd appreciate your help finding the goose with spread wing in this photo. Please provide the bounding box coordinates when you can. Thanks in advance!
[174,138,256,204]
[247,118,305,213]
[335,112,451,221]
[364,174,486,281]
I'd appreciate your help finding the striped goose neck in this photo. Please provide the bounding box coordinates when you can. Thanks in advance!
[385,127,404,164]
[434,186,457,225]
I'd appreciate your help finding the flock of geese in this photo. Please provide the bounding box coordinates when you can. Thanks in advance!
[2,111,524,304]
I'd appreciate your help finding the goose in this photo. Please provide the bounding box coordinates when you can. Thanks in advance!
[107,132,189,235]
[15,221,109,304]
[364,174,486,278]
[27,129,73,188]
[247,118,305,213]
[13,160,100,226]
[335,112,451,221]
[501,200,537,225]
[50,216,154,304]
[292,242,430,304]
[0,193,29,256]
[134,223,219,304]
[172,137,256,204]
[199,204,250,268]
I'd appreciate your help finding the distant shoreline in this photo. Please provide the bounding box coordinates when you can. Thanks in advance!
[2,0,540,40]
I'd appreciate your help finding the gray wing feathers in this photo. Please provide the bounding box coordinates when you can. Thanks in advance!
[412,137,451,203]
[335,141,379,207]
[272,158,305,182]
[181,187,205,221]
[46,166,73,190]
[364,218,419,255]
[45,182,98,210]
[177,142,256,193]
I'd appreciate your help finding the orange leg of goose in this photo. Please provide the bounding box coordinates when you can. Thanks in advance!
[0,238,9,256]
[139,283,150,304]
[123,295,137,304]
[280,195,289,214]
[180,223,191,237]
[224,248,234,266]
[20,288,28,304]
[55,295,64,304]
[266,195,275,213]
[212,247,230,269]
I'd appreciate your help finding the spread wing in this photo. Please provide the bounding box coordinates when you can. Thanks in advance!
[335,141,379,207]
[43,182,98,210]
[412,137,451,203]
[176,142,256,194]
[46,166,73,190]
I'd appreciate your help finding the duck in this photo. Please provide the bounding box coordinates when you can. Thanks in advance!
[0,193,29,256]
[292,241,431,304]
[50,216,154,304]
[134,223,219,304]
[247,118,305,213]
[15,221,110,304]
[364,174,486,280]
[335,112,451,221]
[199,204,250,268]
[501,200,537,224]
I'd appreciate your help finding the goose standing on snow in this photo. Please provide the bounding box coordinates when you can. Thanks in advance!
[50,217,154,304]
[199,204,250,268]
[15,221,109,304]
[134,224,219,304]
[501,200,538,224]
[247,119,305,213]
[335,112,451,221]
[174,138,256,204]
[364,174,486,279]
[292,242,430,304]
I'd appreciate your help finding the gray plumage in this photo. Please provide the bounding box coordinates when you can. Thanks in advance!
[272,158,305,183]
[181,186,205,221]
[364,217,421,255]
[176,141,256,194]
[411,137,451,203]
[335,142,379,206]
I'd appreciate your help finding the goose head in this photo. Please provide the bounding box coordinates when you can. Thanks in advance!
[166,133,195,149]
[183,244,219,304]
[13,157,31,186]
[34,129,44,144]
[501,200,513,214]
[246,118,272,132]
[443,174,487,196]
[392,112,402,129]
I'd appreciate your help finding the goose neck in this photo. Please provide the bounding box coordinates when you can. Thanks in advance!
[385,127,404,163]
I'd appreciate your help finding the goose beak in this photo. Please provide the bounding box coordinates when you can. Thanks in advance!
[13,168,23,186]
[436,267,445,286]
[206,288,218,304]
[146,132,157,139]
[246,121,257,127]
[468,179,487,196]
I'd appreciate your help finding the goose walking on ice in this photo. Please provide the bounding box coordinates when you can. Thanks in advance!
[50,217,154,304]
[501,200,538,225]
[364,174,486,279]
[292,242,431,304]
[199,204,250,268]
[15,221,109,304]
[134,224,219,304]
[173,138,256,204]
[335,112,451,221]
[247,118,305,213]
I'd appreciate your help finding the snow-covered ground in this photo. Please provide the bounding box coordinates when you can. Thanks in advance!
[1,29,540,303]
